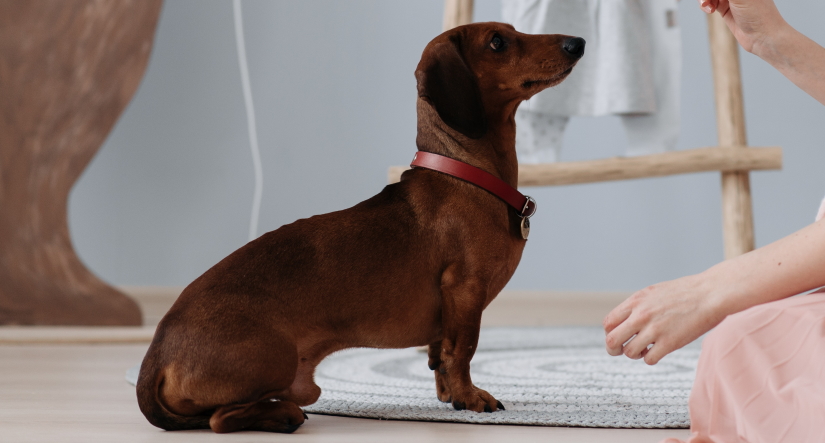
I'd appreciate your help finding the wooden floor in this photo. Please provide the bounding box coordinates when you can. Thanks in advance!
[0,288,691,443]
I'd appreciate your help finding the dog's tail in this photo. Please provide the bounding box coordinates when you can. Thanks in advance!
[136,350,211,431]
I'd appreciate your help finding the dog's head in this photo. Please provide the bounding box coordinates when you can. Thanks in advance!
[416,22,584,139]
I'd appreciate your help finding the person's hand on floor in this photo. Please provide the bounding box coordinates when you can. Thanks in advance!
[605,218,825,365]
[602,273,728,365]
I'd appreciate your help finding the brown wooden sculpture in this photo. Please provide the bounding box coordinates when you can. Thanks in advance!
[0,0,163,325]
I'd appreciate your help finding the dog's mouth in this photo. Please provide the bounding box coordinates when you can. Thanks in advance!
[521,67,574,89]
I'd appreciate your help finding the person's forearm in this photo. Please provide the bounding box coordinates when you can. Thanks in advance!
[703,219,825,316]
[754,22,825,105]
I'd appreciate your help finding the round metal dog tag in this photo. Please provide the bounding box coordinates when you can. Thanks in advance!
[520,217,530,240]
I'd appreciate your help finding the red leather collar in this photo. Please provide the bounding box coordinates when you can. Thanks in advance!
[410,151,537,218]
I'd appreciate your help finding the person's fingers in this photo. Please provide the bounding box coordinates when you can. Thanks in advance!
[715,0,731,17]
[640,347,649,359]
[602,301,632,334]
[605,316,640,356]
[643,340,672,366]
[622,329,656,360]
[698,0,716,13]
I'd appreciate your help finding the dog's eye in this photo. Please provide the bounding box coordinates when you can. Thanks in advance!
[490,34,505,52]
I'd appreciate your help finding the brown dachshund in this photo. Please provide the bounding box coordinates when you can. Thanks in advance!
[137,22,584,433]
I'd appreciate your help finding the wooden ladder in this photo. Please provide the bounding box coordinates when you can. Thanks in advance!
[389,0,782,260]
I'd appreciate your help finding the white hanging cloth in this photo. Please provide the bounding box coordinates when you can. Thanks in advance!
[502,0,682,158]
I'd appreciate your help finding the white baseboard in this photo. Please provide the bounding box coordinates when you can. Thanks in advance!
[0,288,628,344]
[118,286,629,328]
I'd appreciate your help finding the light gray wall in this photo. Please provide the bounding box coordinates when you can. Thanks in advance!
[69,0,825,291]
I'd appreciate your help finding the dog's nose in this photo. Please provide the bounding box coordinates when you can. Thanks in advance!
[563,37,586,57]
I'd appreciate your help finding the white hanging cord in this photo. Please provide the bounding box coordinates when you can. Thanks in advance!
[233,0,264,242]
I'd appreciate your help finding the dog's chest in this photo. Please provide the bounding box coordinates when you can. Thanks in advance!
[483,241,526,307]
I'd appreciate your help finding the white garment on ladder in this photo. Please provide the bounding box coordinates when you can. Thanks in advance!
[502,0,682,161]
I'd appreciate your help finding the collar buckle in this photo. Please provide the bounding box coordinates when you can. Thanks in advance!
[519,195,537,219]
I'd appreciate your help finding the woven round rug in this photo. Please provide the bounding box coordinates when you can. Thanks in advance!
[126,326,700,428]
[305,327,699,428]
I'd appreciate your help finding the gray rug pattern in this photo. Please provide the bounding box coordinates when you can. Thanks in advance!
[127,326,700,428]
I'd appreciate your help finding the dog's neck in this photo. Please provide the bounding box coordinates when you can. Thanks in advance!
[415,99,520,188]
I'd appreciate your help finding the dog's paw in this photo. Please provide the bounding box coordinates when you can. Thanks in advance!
[209,400,306,434]
[450,386,504,413]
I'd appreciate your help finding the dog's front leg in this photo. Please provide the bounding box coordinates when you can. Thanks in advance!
[427,340,452,402]
[434,279,504,413]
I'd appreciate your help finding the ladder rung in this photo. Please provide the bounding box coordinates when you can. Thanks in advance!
[388,146,782,187]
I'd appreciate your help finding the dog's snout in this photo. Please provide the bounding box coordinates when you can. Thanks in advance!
[562,37,586,57]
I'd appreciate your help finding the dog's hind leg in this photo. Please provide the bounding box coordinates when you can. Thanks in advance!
[270,345,334,407]
[138,325,305,433]
[210,399,305,433]
[200,339,308,434]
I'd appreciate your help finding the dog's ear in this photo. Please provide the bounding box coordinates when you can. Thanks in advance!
[415,34,487,139]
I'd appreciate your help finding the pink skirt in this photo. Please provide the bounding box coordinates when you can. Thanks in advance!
[662,291,825,443]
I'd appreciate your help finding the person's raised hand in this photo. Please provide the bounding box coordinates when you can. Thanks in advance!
[697,0,788,53]
[603,273,729,365]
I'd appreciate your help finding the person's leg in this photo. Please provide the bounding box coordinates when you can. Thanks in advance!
[514,109,569,163]
[662,292,825,443]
